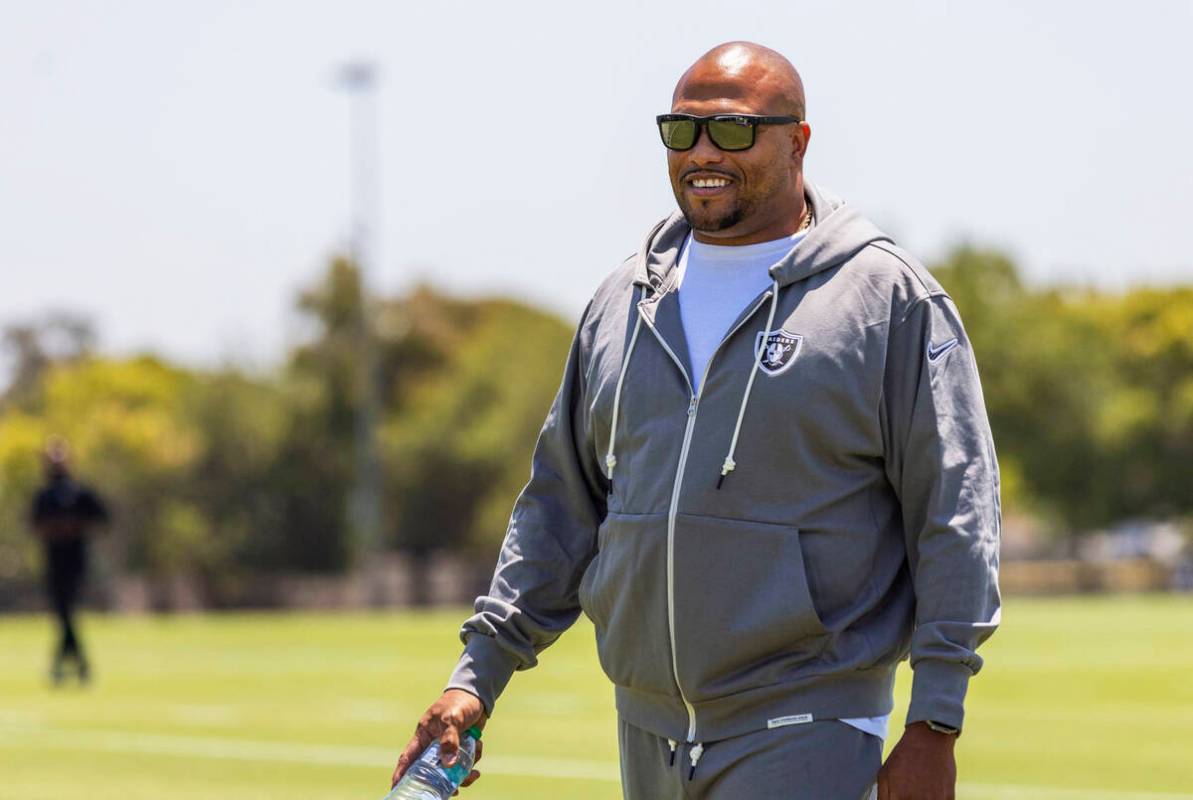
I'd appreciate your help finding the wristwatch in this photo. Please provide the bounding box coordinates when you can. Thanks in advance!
[925,720,960,735]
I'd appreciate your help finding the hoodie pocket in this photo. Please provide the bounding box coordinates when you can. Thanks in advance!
[672,513,828,700]
[578,512,677,695]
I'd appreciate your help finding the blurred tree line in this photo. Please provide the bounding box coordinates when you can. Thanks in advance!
[935,247,1193,539]
[1,249,1190,599]
[0,258,572,601]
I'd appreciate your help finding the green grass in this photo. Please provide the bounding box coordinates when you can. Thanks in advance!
[1,595,1191,799]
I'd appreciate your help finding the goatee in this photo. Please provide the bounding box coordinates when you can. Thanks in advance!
[681,201,745,233]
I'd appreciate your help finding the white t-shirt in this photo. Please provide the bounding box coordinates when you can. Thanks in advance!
[675,230,890,743]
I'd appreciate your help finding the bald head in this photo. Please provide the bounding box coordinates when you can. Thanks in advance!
[664,42,811,245]
[673,41,805,120]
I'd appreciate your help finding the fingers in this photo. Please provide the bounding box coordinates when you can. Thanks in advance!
[392,717,439,786]
[473,738,484,764]
[451,771,482,796]
[393,693,485,788]
[392,736,425,785]
[440,721,462,766]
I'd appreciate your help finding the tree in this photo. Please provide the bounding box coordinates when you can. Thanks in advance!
[2,312,96,410]
[377,287,572,601]
[933,246,1193,540]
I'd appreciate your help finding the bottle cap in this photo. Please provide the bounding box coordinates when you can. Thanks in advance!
[465,725,483,741]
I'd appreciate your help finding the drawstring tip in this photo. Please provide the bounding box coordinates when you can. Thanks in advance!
[687,742,705,780]
[667,739,677,767]
[717,458,735,489]
[605,454,617,475]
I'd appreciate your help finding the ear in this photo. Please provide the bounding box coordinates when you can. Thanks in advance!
[791,121,812,163]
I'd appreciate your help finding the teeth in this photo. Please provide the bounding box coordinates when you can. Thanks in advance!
[692,177,729,188]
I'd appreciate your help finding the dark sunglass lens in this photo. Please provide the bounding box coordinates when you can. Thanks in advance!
[660,119,698,150]
[707,118,755,151]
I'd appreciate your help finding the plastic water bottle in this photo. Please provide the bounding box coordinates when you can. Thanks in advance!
[383,726,483,800]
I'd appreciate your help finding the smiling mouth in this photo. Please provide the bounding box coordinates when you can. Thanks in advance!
[685,173,734,195]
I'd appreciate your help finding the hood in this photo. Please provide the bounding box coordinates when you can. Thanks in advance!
[631,181,893,292]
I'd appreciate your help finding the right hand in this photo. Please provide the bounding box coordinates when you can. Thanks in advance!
[392,689,488,794]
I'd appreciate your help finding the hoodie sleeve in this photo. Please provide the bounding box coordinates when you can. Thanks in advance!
[882,292,1002,733]
[445,300,607,716]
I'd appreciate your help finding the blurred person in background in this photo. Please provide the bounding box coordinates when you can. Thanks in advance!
[29,438,109,686]
[393,41,1000,799]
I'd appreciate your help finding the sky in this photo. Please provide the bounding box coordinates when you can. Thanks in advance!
[2,1,1191,370]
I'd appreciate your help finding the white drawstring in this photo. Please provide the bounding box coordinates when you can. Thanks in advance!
[687,741,705,780]
[608,279,782,489]
[717,278,782,489]
[605,285,646,479]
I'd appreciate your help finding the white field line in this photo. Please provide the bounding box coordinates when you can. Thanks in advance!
[0,724,620,782]
[959,784,1193,800]
[2,724,1192,798]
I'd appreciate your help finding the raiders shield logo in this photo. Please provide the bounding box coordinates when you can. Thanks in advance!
[755,328,803,376]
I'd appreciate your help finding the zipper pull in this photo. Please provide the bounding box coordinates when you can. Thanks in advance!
[687,742,704,780]
[687,396,697,416]
[667,738,677,767]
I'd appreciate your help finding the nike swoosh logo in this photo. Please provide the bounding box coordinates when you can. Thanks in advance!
[927,338,960,362]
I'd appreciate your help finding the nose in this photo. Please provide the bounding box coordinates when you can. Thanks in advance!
[687,124,723,165]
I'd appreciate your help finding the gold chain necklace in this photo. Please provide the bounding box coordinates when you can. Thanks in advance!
[797,202,813,232]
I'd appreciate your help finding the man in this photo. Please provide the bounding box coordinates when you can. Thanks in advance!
[30,439,109,685]
[393,41,1000,799]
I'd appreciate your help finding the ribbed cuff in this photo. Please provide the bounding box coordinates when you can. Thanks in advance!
[445,634,523,718]
[906,659,973,733]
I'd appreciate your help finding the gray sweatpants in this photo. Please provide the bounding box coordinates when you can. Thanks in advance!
[618,716,881,799]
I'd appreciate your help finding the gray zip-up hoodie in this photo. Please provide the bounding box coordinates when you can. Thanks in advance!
[447,181,1001,748]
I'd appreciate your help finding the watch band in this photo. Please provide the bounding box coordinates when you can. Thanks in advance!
[925,719,960,735]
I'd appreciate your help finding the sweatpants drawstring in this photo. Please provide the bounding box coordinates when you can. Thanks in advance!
[667,738,677,766]
[687,742,705,780]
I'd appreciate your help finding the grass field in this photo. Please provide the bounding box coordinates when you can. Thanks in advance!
[1,595,1191,799]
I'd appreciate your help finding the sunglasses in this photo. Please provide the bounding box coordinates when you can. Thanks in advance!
[656,113,802,152]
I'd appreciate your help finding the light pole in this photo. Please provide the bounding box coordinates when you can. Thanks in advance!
[337,61,383,569]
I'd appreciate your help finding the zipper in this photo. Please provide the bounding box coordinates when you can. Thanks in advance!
[635,288,774,743]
